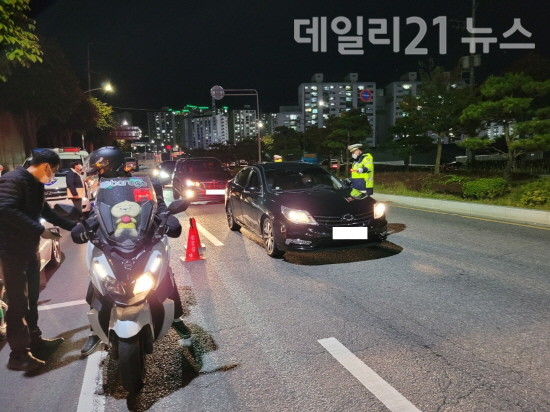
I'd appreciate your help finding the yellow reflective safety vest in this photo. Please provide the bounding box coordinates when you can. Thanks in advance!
[350,153,373,192]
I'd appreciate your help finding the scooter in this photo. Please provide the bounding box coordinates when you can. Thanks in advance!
[57,176,188,395]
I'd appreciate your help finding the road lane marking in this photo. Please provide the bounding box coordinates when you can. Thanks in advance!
[390,204,550,231]
[77,349,106,412]
[195,221,224,246]
[318,337,421,412]
[38,299,87,311]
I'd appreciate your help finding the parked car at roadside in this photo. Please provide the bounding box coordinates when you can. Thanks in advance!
[225,162,388,257]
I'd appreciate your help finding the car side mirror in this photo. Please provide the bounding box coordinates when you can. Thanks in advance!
[54,203,82,221]
[168,199,189,215]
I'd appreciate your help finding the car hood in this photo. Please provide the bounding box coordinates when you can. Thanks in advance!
[272,189,376,216]
[186,170,232,181]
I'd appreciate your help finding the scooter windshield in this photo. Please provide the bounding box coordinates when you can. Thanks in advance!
[95,176,157,247]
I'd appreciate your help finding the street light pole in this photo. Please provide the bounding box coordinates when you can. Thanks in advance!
[211,87,262,162]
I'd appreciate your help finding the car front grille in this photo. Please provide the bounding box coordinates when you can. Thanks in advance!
[314,211,372,227]
[44,188,67,199]
[201,181,226,190]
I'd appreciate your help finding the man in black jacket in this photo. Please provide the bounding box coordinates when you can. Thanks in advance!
[66,161,85,211]
[0,149,77,371]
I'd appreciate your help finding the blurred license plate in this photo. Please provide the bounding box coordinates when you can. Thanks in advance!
[206,189,225,195]
[332,227,369,240]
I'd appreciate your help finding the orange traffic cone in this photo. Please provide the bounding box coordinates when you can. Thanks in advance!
[182,217,205,262]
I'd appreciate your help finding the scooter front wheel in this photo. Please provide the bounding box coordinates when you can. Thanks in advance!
[118,335,145,394]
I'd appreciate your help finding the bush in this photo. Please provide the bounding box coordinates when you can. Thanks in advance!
[517,178,550,206]
[463,178,508,199]
[421,174,467,196]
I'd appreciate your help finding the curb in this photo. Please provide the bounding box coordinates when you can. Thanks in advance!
[374,193,550,227]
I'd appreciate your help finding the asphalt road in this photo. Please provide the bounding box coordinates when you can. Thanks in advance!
[1,194,549,412]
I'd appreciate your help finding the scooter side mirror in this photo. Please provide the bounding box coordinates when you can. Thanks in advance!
[54,203,82,221]
[168,199,189,215]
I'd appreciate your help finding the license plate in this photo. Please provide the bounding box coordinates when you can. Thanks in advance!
[332,227,369,240]
[205,189,225,195]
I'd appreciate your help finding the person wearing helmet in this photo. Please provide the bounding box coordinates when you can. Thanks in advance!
[347,143,374,200]
[72,147,192,356]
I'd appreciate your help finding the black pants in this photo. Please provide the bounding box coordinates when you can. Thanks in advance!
[0,251,41,355]
[71,198,82,212]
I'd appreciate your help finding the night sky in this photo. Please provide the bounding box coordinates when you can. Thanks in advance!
[31,0,549,118]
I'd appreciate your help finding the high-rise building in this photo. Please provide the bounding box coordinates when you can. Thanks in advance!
[275,106,302,131]
[380,72,421,145]
[191,113,229,149]
[230,107,257,144]
[298,73,377,146]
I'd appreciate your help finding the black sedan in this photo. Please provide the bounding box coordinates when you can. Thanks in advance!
[225,162,388,257]
[173,157,232,202]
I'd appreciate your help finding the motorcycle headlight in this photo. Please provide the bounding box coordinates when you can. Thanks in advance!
[133,273,156,295]
[281,205,317,225]
[152,169,160,177]
[160,171,170,179]
[185,179,200,187]
[374,202,386,220]
[93,259,125,294]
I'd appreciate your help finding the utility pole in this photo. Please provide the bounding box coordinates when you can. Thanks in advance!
[469,0,477,90]
[87,42,92,93]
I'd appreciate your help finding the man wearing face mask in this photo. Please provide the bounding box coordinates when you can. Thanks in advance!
[0,149,77,371]
[347,143,374,200]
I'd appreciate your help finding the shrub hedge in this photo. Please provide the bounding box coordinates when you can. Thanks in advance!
[463,178,508,199]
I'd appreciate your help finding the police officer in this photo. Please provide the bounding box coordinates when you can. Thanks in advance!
[71,147,192,356]
[348,143,374,199]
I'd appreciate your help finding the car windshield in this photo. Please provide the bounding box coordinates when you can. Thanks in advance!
[95,176,157,247]
[182,159,223,173]
[265,167,344,192]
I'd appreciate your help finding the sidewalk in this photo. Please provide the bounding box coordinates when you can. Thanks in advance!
[374,193,550,227]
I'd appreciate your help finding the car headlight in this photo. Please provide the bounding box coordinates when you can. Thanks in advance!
[281,205,317,225]
[133,272,156,295]
[152,169,160,177]
[185,189,195,198]
[160,171,170,179]
[186,179,200,187]
[374,202,386,219]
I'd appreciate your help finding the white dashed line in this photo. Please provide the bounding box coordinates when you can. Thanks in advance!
[195,221,224,246]
[38,299,87,311]
[318,337,422,412]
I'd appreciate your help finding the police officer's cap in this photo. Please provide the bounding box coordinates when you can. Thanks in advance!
[348,143,363,152]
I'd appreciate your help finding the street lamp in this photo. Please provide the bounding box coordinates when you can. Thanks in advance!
[84,81,114,94]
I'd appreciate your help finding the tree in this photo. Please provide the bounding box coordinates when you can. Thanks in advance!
[460,73,550,179]
[269,126,302,160]
[0,38,83,154]
[386,96,432,172]
[324,109,371,176]
[0,0,42,81]
[414,65,471,175]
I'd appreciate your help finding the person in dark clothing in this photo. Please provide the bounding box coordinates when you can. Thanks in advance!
[0,149,77,371]
[66,161,85,211]
[70,146,192,356]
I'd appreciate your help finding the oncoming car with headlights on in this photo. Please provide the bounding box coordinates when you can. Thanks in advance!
[225,162,388,257]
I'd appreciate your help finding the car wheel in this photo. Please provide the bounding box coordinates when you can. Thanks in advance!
[47,238,62,267]
[262,217,284,258]
[51,238,62,265]
[226,203,240,231]
[173,186,181,200]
